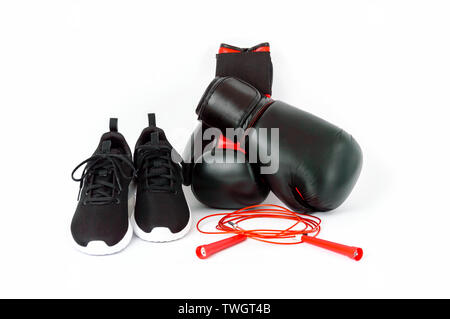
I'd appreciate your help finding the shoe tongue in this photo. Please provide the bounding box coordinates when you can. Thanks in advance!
[100,139,122,154]
[149,131,160,145]
[142,129,182,163]
[145,131,168,167]
[100,140,112,153]
[139,130,174,190]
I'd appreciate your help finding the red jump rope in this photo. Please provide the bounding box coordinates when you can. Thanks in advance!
[196,204,363,261]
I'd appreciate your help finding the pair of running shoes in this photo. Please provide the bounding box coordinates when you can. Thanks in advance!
[70,114,191,255]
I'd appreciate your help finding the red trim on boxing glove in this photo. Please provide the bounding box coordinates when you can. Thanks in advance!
[252,45,270,52]
[295,187,305,201]
[218,47,241,54]
[218,43,270,54]
[217,134,246,154]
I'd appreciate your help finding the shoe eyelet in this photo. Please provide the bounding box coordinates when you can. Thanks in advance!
[115,199,120,204]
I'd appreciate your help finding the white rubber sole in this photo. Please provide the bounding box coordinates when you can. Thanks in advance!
[71,185,136,256]
[131,208,192,242]
[72,221,133,256]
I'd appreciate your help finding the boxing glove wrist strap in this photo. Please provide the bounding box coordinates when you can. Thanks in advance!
[216,42,273,96]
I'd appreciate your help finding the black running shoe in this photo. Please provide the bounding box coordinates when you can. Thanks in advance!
[131,114,191,241]
[71,118,135,255]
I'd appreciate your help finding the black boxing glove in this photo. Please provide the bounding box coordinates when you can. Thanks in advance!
[189,134,269,209]
[196,77,363,212]
[182,43,273,208]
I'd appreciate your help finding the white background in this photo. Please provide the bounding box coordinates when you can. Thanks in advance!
[0,0,449,298]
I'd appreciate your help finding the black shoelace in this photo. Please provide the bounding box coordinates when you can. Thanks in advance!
[136,144,177,192]
[71,153,135,205]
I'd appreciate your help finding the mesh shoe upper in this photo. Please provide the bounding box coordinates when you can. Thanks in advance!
[71,120,134,247]
[133,114,190,234]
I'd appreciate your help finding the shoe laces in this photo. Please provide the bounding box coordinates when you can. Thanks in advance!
[72,153,135,205]
[136,143,177,192]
